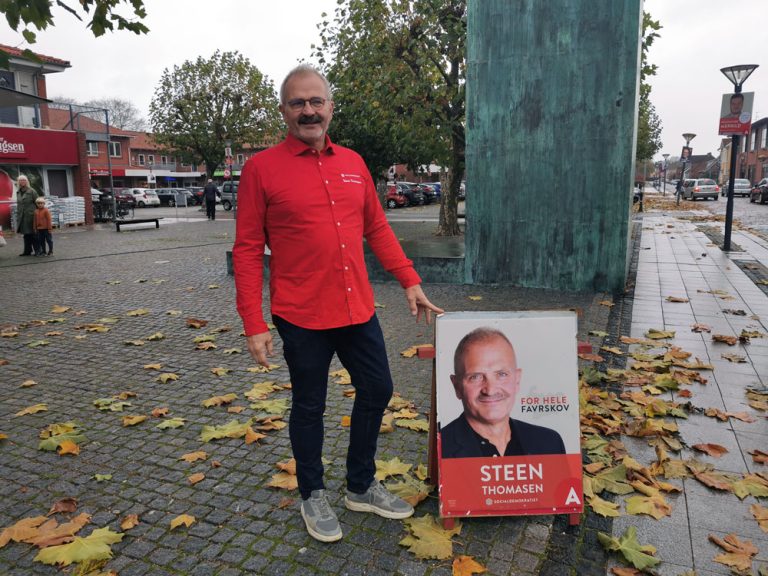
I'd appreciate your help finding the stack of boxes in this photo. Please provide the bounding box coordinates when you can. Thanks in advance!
[52,197,85,227]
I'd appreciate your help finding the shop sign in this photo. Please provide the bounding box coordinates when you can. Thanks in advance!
[436,311,583,519]
[0,136,27,158]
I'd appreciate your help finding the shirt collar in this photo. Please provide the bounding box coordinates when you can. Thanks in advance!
[284,132,335,156]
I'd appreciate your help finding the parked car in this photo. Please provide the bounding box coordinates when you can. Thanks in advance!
[720,178,752,197]
[410,183,438,205]
[103,188,136,207]
[750,178,768,204]
[423,182,442,199]
[220,181,239,211]
[385,186,408,209]
[155,188,194,207]
[387,182,424,206]
[127,188,161,207]
[459,180,466,200]
[681,178,719,201]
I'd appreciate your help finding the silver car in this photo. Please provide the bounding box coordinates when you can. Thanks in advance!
[720,178,752,197]
[682,178,719,201]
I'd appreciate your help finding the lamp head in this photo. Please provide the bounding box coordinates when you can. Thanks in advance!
[720,64,758,91]
[682,133,696,146]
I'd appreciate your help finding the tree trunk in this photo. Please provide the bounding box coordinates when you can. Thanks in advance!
[436,128,464,236]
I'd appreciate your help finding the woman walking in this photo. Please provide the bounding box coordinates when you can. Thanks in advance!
[15,175,43,256]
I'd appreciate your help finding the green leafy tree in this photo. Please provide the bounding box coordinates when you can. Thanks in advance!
[149,51,282,178]
[636,12,663,162]
[315,0,466,236]
[0,0,149,69]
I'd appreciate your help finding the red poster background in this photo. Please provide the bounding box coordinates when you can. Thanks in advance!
[438,450,583,517]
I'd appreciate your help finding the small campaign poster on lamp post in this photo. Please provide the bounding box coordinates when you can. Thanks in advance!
[718,92,754,136]
[436,311,583,518]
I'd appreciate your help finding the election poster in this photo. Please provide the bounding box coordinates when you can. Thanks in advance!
[718,92,754,136]
[436,311,583,518]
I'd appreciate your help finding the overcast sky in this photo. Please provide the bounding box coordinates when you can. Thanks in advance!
[21,0,768,161]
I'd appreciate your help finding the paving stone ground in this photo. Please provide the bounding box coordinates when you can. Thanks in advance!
[0,218,616,576]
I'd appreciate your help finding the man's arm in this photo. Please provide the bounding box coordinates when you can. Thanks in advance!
[232,159,273,365]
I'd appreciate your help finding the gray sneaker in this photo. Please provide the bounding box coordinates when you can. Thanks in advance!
[301,490,342,542]
[344,482,414,519]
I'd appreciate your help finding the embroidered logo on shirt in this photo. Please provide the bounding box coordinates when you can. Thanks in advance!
[341,173,364,185]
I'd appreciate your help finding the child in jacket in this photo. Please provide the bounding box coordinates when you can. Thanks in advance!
[33,197,53,256]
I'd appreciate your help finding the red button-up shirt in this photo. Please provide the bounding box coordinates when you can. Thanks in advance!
[233,134,421,335]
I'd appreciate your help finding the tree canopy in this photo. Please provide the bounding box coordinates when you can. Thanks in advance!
[0,0,149,69]
[314,0,466,236]
[636,12,663,162]
[149,51,282,179]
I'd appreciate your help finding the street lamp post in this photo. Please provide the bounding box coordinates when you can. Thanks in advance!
[662,153,670,195]
[224,139,233,219]
[677,133,696,205]
[720,64,758,251]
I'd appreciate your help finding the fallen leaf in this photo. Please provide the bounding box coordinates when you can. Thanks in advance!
[712,334,738,346]
[222,348,242,355]
[93,474,112,482]
[227,406,246,414]
[400,514,461,560]
[188,473,205,485]
[665,296,689,303]
[385,476,432,507]
[156,372,179,384]
[645,329,675,339]
[126,308,150,317]
[375,457,412,481]
[749,450,768,464]
[452,555,487,575]
[467,295,483,301]
[599,300,615,307]
[597,526,659,571]
[0,516,48,548]
[277,497,295,509]
[722,353,746,363]
[276,458,297,475]
[199,419,251,442]
[33,526,123,566]
[57,441,80,456]
[169,515,195,530]
[180,451,208,463]
[120,514,139,531]
[20,379,36,388]
[146,332,165,341]
[268,472,299,491]
[15,404,48,417]
[588,495,621,517]
[166,310,181,316]
[341,415,352,427]
[123,340,145,347]
[244,382,280,400]
[723,308,747,316]
[247,364,280,373]
[195,341,217,351]
[750,504,768,533]
[579,353,605,362]
[151,407,169,418]
[27,340,50,348]
[186,317,208,329]
[122,415,147,427]
[210,367,231,377]
[48,498,78,516]
[202,393,238,408]
[51,305,71,314]
[589,330,609,337]
[708,533,758,572]
[692,444,729,458]
[396,419,429,432]
[601,347,623,355]
[155,418,185,429]
[143,363,162,370]
[208,284,220,289]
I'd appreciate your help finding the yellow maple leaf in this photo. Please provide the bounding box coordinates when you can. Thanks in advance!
[708,533,758,572]
[169,514,195,530]
[396,419,429,432]
[210,367,230,377]
[125,308,150,317]
[375,457,412,481]
[33,527,123,566]
[202,393,238,408]
[276,458,297,475]
[51,305,71,314]
[195,342,217,350]
[400,514,461,560]
[0,516,48,548]
[20,379,37,388]
[750,504,768,533]
[268,472,299,491]
[244,426,266,445]
[247,364,280,373]
[146,332,165,341]
[143,363,162,370]
[156,373,179,384]
[244,381,280,400]
[15,404,48,417]
[385,476,432,507]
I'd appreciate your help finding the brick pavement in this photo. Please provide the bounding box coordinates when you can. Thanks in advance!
[0,218,617,575]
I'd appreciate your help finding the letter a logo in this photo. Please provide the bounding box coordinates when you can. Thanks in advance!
[565,487,581,505]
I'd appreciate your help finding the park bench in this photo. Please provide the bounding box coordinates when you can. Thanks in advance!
[115,217,163,232]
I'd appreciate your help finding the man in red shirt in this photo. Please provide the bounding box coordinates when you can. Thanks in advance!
[233,64,443,543]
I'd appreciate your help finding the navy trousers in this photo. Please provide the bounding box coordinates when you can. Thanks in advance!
[273,314,393,499]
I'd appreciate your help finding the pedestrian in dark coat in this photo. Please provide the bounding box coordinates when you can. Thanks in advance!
[15,175,42,256]
[203,179,218,220]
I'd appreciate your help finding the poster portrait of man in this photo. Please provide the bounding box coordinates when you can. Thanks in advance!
[718,91,754,136]
[435,311,583,518]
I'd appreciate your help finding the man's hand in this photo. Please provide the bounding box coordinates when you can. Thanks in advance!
[246,331,274,367]
[405,284,444,325]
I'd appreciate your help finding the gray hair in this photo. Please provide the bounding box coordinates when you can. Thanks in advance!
[279,64,332,105]
[453,327,515,378]
[17,174,29,184]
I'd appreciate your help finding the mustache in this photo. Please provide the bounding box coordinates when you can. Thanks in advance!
[298,115,322,125]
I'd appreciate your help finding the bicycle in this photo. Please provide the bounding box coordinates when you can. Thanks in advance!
[116,200,134,220]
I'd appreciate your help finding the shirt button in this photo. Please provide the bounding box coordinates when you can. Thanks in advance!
[347,288,352,292]
[331,201,335,205]
[344,266,348,270]
[341,244,346,248]
[337,222,341,226]
[325,180,329,184]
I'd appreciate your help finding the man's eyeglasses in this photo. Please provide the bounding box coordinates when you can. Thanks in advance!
[285,97,327,111]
